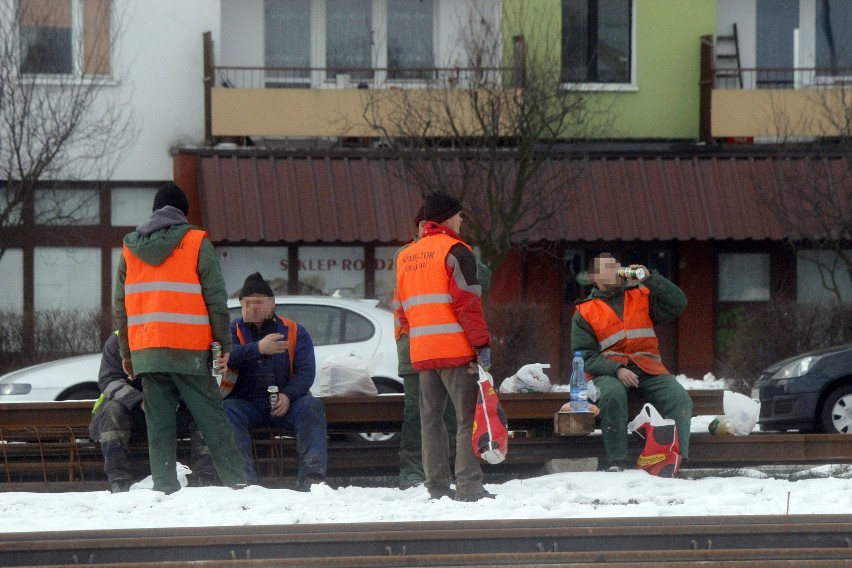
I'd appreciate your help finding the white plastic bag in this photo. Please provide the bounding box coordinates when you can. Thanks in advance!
[628,402,675,432]
[318,352,378,396]
[721,391,761,435]
[498,363,552,393]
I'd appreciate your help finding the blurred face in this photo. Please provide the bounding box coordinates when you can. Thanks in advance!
[590,255,621,290]
[241,294,275,324]
[444,212,462,234]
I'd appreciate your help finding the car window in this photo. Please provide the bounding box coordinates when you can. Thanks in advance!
[341,310,374,343]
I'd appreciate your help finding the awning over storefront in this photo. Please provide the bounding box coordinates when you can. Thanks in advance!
[195,151,848,244]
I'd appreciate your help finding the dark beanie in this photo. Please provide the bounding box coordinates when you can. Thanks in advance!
[423,191,462,224]
[414,205,425,227]
[239,272,274,299]
[152,183,190,216]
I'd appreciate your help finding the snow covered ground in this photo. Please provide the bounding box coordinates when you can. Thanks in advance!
[1,375,850,534]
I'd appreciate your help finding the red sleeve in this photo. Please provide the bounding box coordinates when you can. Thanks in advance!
[446,245,490,349]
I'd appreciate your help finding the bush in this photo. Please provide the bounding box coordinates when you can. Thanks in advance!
[0,309,108,376]
[717,301,852,395]
[483,301,558,387]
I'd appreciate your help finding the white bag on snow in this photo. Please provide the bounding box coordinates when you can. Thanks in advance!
[721,391,761,435]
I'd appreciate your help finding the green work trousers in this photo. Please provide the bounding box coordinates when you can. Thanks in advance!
[594,373,693,465]
[141,372,246,494]
[398,373,457,488]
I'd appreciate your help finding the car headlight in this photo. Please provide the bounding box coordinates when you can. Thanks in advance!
[770,355,823,380]
[0,383,32,395]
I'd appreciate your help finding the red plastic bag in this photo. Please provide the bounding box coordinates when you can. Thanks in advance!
[628,403,682,478]
[471,367,509,464]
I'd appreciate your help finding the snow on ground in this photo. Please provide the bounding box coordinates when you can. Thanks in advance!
[1,374,850,534]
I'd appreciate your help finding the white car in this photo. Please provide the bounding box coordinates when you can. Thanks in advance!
[0,296,402,402]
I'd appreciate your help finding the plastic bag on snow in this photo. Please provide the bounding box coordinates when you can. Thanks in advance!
[628,403,682,478]
[318,351,378,396]
[498,363,552,393]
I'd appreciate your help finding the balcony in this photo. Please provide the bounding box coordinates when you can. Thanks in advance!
[203,35,523,143]
[701,36,852,140]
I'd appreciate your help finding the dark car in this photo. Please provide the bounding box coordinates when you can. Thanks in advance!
[751,344,852,434]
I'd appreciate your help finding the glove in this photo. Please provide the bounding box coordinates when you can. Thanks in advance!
[477,346,491,371]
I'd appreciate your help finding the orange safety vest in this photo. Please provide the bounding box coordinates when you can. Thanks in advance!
[397,233,475,367]
[123,229,212,352]
[219,315,298,398]
[576,287,669,376]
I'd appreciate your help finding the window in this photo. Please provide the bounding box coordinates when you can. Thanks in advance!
[387,0,434,79]
[111,187,158,226]
[35,188,99,225]
[263,0,435,85]
[0,249,24,315]
[562,0,632,84]
[34,247,100,311]
[797,249,852,303]
[816,0,852,72]
[326,0,373,79]
[718,253,770,302]
[217,247,290,298]
[756,0,798,88]
[265,0,311,83]
[18,0,111,76]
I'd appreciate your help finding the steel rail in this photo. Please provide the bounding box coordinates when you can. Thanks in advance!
[0,515,849,567]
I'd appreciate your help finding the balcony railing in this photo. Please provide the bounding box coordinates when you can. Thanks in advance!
[714,67,852,90]
[213,65,520,91]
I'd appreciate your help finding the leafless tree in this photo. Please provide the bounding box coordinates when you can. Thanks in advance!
[759,83,852,303]
[359,2,613,269]
[0,0,136,261]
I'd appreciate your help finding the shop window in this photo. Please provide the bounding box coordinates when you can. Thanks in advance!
[797,249,852,303]
[374,245,398,308]
[34,188,99,225]
[561,0,633,85]
[298,246,366,297]
[34,247,100,311]
[18,0,111,76]
[718,253,770,302]
[217,247,290,298]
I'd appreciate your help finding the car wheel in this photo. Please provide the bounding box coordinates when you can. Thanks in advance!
[353,378,403,443]
[819,384,852,434]
[57,385,101,401]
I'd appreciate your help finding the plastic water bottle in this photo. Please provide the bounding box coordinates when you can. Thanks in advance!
[569,351,588,412]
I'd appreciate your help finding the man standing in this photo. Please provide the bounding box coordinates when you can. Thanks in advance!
[224,272,327,490]
[572,253,693,472]
[89,333,218,492]
[114,183,246,494]
[395,191,493,502]
[395,207,492,490]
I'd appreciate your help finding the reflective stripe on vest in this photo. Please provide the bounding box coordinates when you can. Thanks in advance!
[123,229,212,351]
[576,287,669,375]
[396,233,475,365]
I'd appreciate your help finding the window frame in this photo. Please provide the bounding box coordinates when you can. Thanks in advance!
[263,0,438,89]
[559,0,637,92]
[16,0,112,80]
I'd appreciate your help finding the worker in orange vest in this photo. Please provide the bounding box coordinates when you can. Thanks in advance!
[396,191,494,502]
[572,253,693,472]
[114,183,246,494]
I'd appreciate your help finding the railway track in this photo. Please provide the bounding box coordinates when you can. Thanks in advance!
[0,515,850,567]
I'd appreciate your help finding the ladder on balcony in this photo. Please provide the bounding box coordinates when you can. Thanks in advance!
[715,23,743,88]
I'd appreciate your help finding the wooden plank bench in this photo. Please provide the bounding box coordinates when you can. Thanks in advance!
[0,391,724,486]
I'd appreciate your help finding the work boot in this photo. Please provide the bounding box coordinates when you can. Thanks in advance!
[605,460,630,473]
[455,489,496,502]
[295,473,326,492]
[427,487,456,500]
[109,479,132,494]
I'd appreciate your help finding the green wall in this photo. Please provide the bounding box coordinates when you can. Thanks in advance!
[503,0,716,139]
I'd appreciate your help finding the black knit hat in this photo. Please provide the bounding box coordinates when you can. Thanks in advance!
[414,205,425,227]
[239,272,274,299]
[423,191,462,224]
[152,183,190,216]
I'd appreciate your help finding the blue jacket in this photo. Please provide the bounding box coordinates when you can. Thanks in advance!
[227,316,316,404]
